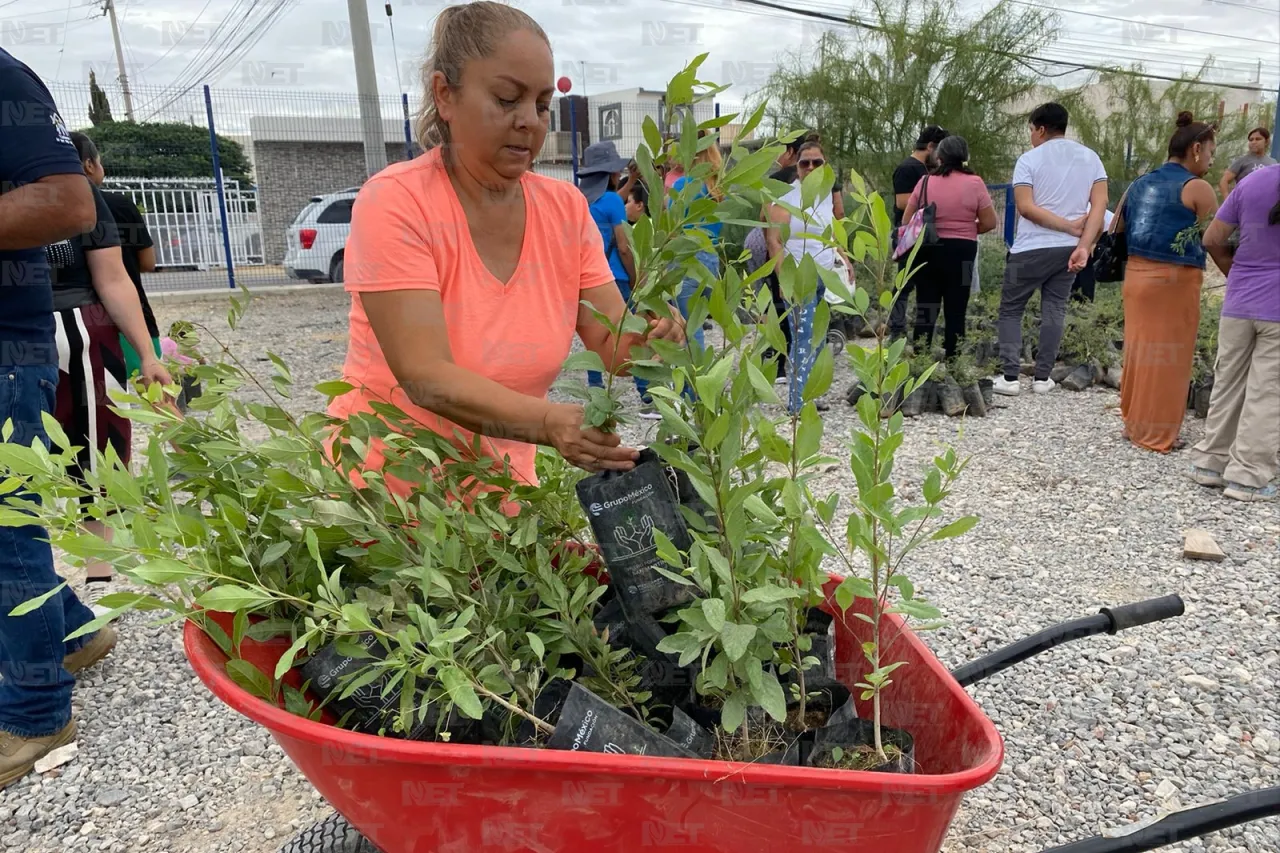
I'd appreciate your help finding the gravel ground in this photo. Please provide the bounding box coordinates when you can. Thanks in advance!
[4,287,1276,853]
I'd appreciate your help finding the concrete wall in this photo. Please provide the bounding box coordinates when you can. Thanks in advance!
[254,141,415,265]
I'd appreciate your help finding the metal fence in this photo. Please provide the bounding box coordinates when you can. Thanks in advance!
[44,79,1015,294]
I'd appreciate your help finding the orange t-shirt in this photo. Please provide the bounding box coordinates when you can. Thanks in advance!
[328,149,615,488]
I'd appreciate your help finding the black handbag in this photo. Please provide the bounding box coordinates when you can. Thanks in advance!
[1093,185,1130,283]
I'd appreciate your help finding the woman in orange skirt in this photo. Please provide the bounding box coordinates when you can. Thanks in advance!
[1116,112,1219,452]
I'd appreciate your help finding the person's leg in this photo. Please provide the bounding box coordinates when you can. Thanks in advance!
[942,241,977,359]
[910,246,943,351]
[764,272,793,377]
[788,292,821,414]
[996,251,1037,380]
[1191,316,1253,478]
[1034,249,1078,381]
[0,365,84,780]
[888,257,914,338]
[676,253,712,354]
[1223,320,1280,493]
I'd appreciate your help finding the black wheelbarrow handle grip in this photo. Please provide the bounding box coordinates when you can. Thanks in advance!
[1038,785,1280,853]
[950,595,1185,688]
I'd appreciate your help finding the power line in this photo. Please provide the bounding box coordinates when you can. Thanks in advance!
[52,0,76,80]
[137,0,216,76]
[1005,0,1280,49]
[1200,0,1280,13]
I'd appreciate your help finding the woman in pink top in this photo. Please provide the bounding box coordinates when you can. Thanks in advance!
[330,2,684,487]
[902,136,998,358]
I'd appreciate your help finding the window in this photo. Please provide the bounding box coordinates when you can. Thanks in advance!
[316,198,354,224]
[291,201,321,225]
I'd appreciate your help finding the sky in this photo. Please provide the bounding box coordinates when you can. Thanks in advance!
[2,0,1277,116]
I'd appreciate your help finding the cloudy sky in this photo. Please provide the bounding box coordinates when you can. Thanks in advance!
[4,0,1277,114]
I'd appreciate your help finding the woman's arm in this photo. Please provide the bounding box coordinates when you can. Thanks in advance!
[612,223,638,285]
[1218,170,1236,199]
[1184,178,1219,222]
[765,203,790,259]
[86,247,172,385]
[977,205,998,234]
[361,289,638,472]
[901,188,920,224]
[138,245,157,273]
[1203,218,1235,277]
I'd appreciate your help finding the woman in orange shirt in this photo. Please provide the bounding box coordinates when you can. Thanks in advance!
[329,2,683,485]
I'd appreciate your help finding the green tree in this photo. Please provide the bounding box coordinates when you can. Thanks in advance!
[88,71,114,126]
[759,0,1056,189]
[82,121,253,184]
[1062,65,1275,203]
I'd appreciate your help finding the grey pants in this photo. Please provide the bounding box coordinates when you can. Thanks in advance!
[998,246,1077,380]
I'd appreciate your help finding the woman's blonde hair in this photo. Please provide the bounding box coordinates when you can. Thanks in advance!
[693,131,724,200]
[414,2,551,149]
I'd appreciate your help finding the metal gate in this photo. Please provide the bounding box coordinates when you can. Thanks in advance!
[102,177,264,270]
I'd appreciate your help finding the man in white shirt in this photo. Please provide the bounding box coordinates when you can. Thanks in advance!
[994,103,1109,396]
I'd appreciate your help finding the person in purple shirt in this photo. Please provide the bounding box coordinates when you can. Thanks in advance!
[1191,164,1280,502]
[0,47,117,789]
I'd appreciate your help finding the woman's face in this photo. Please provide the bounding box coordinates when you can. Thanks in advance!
[433,29,554,182]
[83,156,105,186]
[1188,139,1216,177]
[625,195,644,223]
[796,146,825,182]
[1248,132,1267,156]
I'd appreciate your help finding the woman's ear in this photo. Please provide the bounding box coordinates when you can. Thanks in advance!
[430,70,457,126]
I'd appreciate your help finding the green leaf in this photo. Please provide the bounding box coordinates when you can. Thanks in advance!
[932,515,979,540]
[701,598,726,633]
[196,585,270,613]
[720,622,756,662]
[740,585,801,605]
[527,632,545,661]
[693,354,735,404]
[755,669,787,723]
[40,411,71,451]
[315,380,354,397]
[8,581,67,616]
[260,541,292,566]
[744,360,781,404]
[655,632,701,656]
[803,346,834,402]
[721,689,747,734]
[704,652,729,690]
[226,658,274,702]
[313,500,366,528]
[796,403,822,460]
[130,558,199,585]
[439,666,484,720]
[562,351,608,374]
[274,633,312,680]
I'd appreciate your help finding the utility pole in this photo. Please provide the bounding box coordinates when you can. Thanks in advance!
[102,0,135,121]
[347,0,388,175]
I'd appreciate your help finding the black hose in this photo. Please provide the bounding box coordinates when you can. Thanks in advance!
[950,614,1111,688]
[1038,786,1280,853]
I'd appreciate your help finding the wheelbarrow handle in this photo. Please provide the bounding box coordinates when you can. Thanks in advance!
[950,595,1185,688]
[1038,785,1280,853]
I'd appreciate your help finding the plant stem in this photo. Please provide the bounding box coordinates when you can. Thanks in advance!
[476,684,554,735]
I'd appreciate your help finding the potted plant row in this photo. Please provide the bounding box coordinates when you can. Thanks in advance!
[2,62,980,783]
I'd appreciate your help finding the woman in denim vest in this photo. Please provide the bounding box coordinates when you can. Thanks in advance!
[1115,112,1219,453]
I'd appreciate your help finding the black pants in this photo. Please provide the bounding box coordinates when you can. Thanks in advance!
[911,238,978,359]
[763,272,795,375]
[1071,257,1097,303]
[888,256,915,338]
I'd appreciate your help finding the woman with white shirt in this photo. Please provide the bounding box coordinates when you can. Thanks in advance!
[765,140,839,413]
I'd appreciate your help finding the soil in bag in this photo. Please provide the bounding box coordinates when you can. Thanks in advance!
[594,606,696,706]
[1061,363,1094,391]
[938,378,967,416]
[512,677,575,746]
[961,383,987,417]
[803,608,836,681]
[808,717,916,774]
[548,682,696,758]
[576,448,696,619]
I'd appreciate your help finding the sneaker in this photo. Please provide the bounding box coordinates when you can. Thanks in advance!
[1189,466,1227,488]
[0,720,76,791]
[1032,377,1056,395]
[63,625,118,676]
[815,399,830,412]
[637,405,662,421]
[992,376,1021,397]
[83,579,115,619]
[774,374,788,386]
[1223,482,1277,503]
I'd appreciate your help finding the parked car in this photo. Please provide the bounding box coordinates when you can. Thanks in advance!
[284,188,359,283]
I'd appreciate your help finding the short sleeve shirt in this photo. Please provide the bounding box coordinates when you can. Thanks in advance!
[1010,138,1107,254]
[672,176,724,240]
[47,184,120,311]
[589,190,628,283]
[907,173,993,241]
[1215,164,1280,323]
[1228,152,1277,183]
[330,149,615,487]
[892,157,929,227]
[0,48,86,364]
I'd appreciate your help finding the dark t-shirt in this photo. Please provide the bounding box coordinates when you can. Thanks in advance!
[770,164,798,185]
[47,184,120,311]
[892,156,929,227]
[102,191,158,338]
[0,48,86,365]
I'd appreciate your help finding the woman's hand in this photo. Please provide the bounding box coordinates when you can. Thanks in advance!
[138,357,174,389]
[644,309,686,345]
[543,404,639,473]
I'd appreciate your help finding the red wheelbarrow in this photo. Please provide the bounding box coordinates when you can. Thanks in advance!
[184,592,1280,853]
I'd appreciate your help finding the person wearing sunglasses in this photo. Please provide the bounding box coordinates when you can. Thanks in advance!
[765,140,844,413]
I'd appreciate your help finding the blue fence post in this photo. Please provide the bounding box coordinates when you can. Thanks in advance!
[203,85,236,291]
[569,97,580,185]
[401,93,413,161]
[1003,184,1016,248]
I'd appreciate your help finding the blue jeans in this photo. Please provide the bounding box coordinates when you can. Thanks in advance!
[787,283,826,414]
[676,250,720,353]
[587,279,651,401]
[0,364,96,737]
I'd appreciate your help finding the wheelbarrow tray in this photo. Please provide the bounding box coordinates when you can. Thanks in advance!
[184,586,1003,853]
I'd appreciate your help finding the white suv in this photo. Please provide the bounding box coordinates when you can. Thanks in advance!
[284,188,359,283]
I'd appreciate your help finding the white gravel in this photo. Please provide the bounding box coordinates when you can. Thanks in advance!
[4,287,1276,853]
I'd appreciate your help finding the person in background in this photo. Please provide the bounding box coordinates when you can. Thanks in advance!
[994,103,1108,396]
[1116,111,1218,454]
[767,140,841,413]
[625,181,648,224]
[1218,127,1275,198]
[670,138,723,353]
[0,46,109,790]
[889,124,950,339]
[1070,206,1114,303]
[900,135,998,359]
[329,2,684,491]
[577,141,653,417]
[1192,163,1279,501]
[70,132,161,378]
